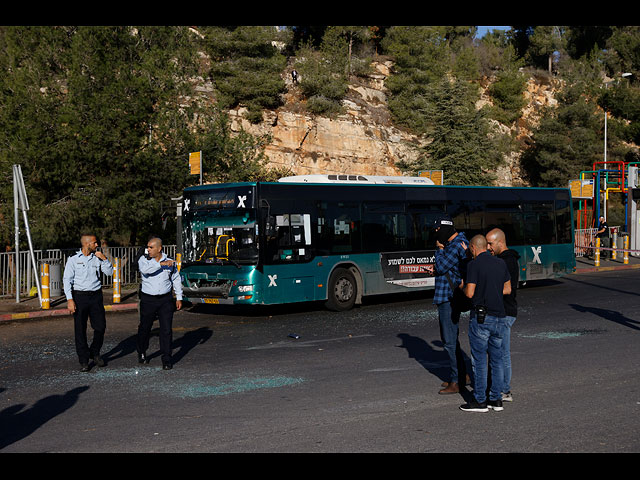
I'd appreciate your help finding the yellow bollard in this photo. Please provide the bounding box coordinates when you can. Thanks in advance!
[595,237,600,267]
[624,236,629,265]
[41,262,50,310]
[113,257,121,303]
[176,253,181,272]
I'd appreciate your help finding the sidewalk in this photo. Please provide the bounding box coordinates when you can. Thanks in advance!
[0,288,139,323]
[573,251,640,273]
[1,254,639,323]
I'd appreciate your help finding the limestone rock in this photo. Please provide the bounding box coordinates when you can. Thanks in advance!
[227,60,560,187]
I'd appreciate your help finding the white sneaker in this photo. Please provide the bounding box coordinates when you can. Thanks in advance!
[502,392,513,402]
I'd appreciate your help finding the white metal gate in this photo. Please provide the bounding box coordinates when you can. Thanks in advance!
[0,245,176,298]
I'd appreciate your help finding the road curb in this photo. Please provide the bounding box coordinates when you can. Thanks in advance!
[573,263,640,274]
[0,302,138,322]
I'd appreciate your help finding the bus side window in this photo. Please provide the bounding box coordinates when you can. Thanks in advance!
[555,199,572,244]
[267,213,312,262]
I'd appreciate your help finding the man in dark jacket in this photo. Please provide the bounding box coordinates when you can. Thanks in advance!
[486,228,520,403]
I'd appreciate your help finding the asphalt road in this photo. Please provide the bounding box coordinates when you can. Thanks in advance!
[1,268,639,452]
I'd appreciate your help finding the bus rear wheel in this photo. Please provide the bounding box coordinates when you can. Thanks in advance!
[325,268,357,311]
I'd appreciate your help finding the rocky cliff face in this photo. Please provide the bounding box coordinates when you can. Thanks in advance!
[228,60,559,187]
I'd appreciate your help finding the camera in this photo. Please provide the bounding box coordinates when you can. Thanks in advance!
[475,305,487,324]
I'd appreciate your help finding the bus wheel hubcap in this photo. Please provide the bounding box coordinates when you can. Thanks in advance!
[335,278,354,302]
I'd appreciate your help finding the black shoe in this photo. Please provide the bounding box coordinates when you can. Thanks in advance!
[79,362,90,372]
[91,354,105,367]
[459,399,488,412]
[138,352,149,364]
[488,399,504,411]
[162,362,173,370]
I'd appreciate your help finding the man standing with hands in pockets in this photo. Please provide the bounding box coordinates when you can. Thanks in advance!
[137,236,183,370]
[63,234,113,372]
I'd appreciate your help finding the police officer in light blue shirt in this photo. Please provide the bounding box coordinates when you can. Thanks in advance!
[63,234,114,371]
[136,236,183,370]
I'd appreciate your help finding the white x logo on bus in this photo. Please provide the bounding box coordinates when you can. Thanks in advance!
[531,246,542,264]
[268,274,278,287]
[183,198,190,212]
[237,195,247,208]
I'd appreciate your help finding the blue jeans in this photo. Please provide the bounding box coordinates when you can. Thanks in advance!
[503,316,516,393]
[469,313,506,403]
[437,301,466,384]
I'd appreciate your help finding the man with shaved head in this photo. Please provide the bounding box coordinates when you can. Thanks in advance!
[486,228,520,403]
[137,236,183,370]
[63,234,114,372]
[459,234,511,413]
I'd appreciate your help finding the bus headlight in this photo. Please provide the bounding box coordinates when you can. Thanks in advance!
[237,285,254,293]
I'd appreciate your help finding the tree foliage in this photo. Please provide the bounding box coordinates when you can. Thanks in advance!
[201,26,288,123]
[414,78,501,185]
[3,25,640,249]
[0,26,279,249]
[521,96,604,187]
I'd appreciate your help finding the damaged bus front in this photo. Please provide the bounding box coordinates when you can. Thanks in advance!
[180,183,261,305]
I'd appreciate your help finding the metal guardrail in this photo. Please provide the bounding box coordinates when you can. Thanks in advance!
[0,245,176,298]
[574,226,622,257]
[574,228,599,257]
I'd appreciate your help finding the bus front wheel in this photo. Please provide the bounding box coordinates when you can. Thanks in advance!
[325,268,357,311]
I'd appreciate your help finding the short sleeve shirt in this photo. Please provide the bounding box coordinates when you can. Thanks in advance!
[466,251,510,317]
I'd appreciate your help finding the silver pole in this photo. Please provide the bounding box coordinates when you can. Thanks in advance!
[14,165,42,306]
[13,166,20,303]
[604,110,608,220]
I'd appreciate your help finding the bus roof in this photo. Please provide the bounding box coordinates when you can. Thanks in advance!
[183,176,570,193]
[277,174,435,185]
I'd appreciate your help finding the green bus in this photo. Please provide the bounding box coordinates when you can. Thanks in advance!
[178,175,575,311]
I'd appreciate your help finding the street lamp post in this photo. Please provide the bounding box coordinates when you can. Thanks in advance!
[602,73,633,222]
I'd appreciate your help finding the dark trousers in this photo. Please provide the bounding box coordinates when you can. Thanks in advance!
[73,290,106,364]
[137,292,175,364]
[437,300,468,385]
[599,236,610,258]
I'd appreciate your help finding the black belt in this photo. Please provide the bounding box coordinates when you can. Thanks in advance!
[141,291,172,298]
[73,289,101,296]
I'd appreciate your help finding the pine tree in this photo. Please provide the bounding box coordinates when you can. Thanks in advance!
[522,96,603,187]
[420,78,501,186]
[202,26,287,123]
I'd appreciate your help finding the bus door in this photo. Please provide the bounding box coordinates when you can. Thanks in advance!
[263,213,316,304]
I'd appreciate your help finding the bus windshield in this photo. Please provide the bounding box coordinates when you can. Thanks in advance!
[182,210,258,266]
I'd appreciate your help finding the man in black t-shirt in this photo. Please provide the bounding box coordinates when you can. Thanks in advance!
[596,215,610,259]
[460,235,511,413]
[487,228,520,403]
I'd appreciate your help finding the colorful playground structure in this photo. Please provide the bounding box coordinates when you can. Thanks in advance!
[570,161,640,258]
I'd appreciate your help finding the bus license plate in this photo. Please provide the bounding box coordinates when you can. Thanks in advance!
[203,298,219,304]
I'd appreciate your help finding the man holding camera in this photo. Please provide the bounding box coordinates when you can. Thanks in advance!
[460,235,511,413]
[432,215,470,395]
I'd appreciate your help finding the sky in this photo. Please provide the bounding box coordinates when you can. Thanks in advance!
[476,26,510,38]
